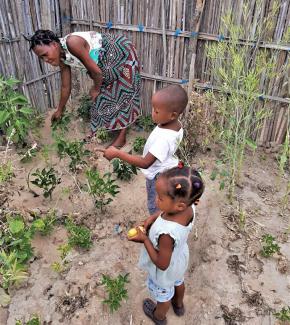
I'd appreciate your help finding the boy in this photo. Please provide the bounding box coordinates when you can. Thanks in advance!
[103,85,188,214]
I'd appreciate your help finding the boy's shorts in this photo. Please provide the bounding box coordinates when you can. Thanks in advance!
[147,277,184,303]
[146,177,159,215]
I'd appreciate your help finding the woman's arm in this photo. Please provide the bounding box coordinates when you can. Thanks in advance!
[66,36,103,96]
[52,62,71,121]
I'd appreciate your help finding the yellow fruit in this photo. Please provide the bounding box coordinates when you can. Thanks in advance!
[127,228,138,238]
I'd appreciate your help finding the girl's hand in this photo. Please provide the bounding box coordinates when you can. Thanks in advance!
[127,227,148,243]
[103,146,120,161]
[51,109,63,123]
[89,87,100,101]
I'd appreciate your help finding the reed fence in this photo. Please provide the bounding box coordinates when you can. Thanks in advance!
[0,0,289,144]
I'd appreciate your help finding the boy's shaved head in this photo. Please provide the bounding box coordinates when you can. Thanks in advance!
[153,85,188,114]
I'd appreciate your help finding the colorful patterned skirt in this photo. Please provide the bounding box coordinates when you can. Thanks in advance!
[90,33,141,131]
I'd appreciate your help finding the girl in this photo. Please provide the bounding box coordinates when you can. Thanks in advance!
[26,30,141,148]
[128,164,204,324]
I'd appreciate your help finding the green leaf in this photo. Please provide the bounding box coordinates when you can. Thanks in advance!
[0,111,10,125]
[11,95,28,105]
[245,138,257,150]
[8,218,24,234]
[32,219,45,230]
[0,287,11,307]
[19,107,33,115]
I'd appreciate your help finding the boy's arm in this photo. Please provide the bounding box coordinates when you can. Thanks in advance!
[103,146,157,169]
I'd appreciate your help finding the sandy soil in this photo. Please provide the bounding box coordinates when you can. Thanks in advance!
[0,111,289,325]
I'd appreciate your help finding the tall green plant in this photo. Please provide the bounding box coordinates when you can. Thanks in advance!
[0,76,33,143]
[206,4,285,200]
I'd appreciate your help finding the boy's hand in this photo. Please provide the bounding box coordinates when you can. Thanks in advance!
[103,146,120,160]
[127,227,147,243]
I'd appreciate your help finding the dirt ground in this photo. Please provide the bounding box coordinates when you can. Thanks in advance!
[0,110,289,325]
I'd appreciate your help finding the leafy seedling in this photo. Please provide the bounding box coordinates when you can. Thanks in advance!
[260,234,280,257]
[15,314,41,325]
[101,273,129,312]
[95,128,111,143]
[56,138,90,172]
[132,136,146,153]
[273,306,290,321]
[86,168,120,211]
[136,116,155,132]
[32,210,57,236]
[0,161,13,183]
[65,218,92,250]
[112,158,138,181]
[0,76,33,144]
[51,112,71,136]
[77,95,92,121]
[30,167,61,199]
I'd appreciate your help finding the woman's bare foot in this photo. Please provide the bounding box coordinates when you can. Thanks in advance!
[109,129,126,148]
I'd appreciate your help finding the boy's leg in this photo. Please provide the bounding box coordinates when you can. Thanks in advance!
[146,178,159,215]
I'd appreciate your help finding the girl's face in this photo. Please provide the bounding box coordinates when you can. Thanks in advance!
[33,42,61,66]
[155,176,178,213]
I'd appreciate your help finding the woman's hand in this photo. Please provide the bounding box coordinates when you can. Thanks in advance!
[127,227,148,243]
[51,109,63,123]
[89,87,100,101]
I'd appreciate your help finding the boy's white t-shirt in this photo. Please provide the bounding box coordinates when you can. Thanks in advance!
[140,125,183,180]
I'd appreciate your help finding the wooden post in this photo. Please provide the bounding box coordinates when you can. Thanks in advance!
[59,0,71,36]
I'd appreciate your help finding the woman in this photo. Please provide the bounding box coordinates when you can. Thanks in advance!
[27,30,141,148]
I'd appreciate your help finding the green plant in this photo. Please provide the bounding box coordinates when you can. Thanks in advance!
[101,273,129,312]
[57,243,71,260]
[32,211,56,236]
[137,115,155,132]
[260,234,280,257]
[95,128,110,143]
[30,167,61,199]
[112,158,138,181]
[273,306,290,321]
[51,112,71,135]
[205,6,284,200]
[56,138,90,172]
[65,218,92,249]
[86,168,120,210]
[0,215,34,263]
[0,250,28,289]
[132,136,146,153]
[0,161,13,183]
[15,314,41,325]
[0,76,33,144]
[210,160,230,190]
[51,261,64,273]
[77,95,92,121]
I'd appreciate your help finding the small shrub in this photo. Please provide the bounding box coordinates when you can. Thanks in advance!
[51,112,71,136]
[32,211,56,236]
[30,167,61,199]
[77,95,92,121]
[15,314,41,325]
[260,234,280,257]
[65,218,92,249]
[273,306,290,321]
[112,158,138,181]
[86,168,120,210]
[0,161,13,183]
[56,138,90,172]
[0,250,28,289]
[132,136,146,153]
[0,215,34,263]
[101,273,129,312]
[136,116,155,132]
[0,75,33,144]
[95,128,110,143]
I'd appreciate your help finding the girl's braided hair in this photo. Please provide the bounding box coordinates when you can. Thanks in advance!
[24,30,60,51]
[161,165,204,205]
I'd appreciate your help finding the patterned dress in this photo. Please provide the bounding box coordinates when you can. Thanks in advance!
[60,32,141,132]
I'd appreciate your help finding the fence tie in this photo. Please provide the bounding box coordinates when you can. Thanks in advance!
[191,31,198,38]
[106,21,113,29]
[174,28,182,37]
[258,95,265,101]
[62,15,72,23]
[180,79,189,84]
[217,34,225,41]
[138,24,144,32]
